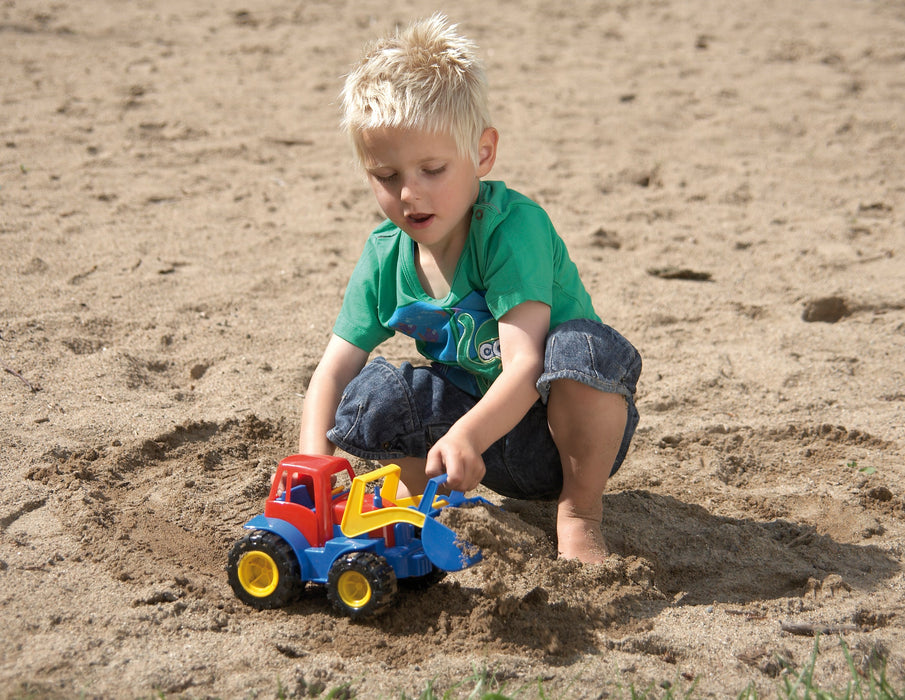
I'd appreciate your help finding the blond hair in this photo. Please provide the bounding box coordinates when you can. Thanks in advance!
[341,13,491,166]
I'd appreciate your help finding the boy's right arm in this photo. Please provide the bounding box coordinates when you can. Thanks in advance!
[298,334,369,454]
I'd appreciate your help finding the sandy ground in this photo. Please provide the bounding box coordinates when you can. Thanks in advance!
[2,0,905,697]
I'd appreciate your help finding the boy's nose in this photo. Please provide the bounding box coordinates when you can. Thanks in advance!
[400,179,420,203]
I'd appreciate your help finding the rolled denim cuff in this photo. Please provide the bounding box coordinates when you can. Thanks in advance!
[536,319,641,404]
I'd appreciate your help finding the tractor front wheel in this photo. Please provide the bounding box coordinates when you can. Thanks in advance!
[227,530,303,609]
[327,551,397,619]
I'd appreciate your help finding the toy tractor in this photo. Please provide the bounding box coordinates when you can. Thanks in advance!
[227,454,485,618]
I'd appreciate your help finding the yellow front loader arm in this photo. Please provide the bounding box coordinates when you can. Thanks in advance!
[340,464,448,538]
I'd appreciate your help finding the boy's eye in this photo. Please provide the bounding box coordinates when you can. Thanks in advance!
[373,172,397,183]
[424,165,446,176]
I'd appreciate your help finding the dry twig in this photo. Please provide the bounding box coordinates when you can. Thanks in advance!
[2,362,42,393]
[780,621,858,637]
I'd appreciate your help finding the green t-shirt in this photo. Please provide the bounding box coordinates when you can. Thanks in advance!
[333,180,599,396]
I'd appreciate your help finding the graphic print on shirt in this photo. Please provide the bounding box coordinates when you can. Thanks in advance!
[387,291,501,394]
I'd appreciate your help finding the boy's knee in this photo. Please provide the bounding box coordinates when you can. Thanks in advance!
[328,358,425,459]
[550,379,628,406]
[547,381,628,433]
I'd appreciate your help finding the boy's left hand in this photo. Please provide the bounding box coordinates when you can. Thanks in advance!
[425,431,486,492]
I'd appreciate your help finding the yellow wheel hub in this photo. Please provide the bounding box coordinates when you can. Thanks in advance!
[237,551,279,598]
[337,571,372,608]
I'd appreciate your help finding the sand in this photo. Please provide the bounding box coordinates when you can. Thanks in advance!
[2,0,905,697]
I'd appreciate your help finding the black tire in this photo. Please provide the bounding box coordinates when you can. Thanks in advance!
[326,551,397,619]
[227,530,304,610]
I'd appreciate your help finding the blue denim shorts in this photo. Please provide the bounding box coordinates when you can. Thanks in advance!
[327,319,641,500]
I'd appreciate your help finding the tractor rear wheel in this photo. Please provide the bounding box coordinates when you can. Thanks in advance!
[327,551,397,619]
[227,530,303,609]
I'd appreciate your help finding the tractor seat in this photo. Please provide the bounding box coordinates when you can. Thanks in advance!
[289,483,314,508]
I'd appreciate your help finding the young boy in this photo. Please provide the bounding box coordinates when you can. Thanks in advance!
[298,14,641,563]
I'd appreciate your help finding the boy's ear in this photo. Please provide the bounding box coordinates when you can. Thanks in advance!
[476,127,499,177]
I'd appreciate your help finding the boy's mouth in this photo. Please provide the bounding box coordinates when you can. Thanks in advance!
[406,213,434,227]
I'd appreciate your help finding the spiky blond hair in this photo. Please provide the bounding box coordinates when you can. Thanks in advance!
[341,14,491,166]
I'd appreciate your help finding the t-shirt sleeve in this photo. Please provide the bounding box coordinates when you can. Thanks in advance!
[332,239,395,351]
[481,203,556,319]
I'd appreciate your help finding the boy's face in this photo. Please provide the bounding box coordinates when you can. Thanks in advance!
[359,126,496,252]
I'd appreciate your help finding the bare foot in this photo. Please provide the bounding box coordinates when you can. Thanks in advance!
[556,508,608,564]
